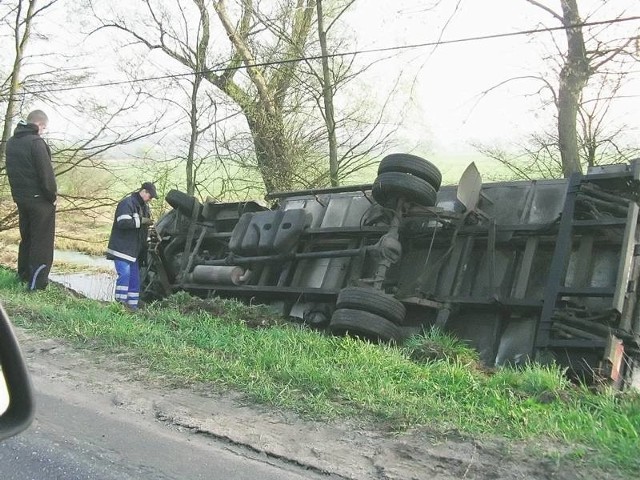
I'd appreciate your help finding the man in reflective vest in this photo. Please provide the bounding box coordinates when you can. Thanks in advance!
[106,182,157,310]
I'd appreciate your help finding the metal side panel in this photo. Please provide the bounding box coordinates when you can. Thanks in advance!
[291,258,331,289]
[436,241,466,297]
[447,312,502,365]
[395,246,433,297]
[523,246,555,301]
[320,193,370,228]
[320,257,351,290]
[281,198,327,228]
[477,182,568,225]
[525,183,567,224]
[469,248,515,299]
[287,193,374,289]
[582,248,620,310]
[512,237,539,299]
[494,317,537,366]
[613,203,640,313]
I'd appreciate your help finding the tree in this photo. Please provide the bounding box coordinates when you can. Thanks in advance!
[0,0,168,236]
[0,0,59,167]
[0,0,61,232]
[525,0,639,177]
[292,0,409,188]
[475,61,640,181]
[315,0,339,186]
[475,1,639,180]
[88,0,319,194]
[136,75,253,200]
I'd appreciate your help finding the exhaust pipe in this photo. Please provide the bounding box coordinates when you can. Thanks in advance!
[189,265,251,285]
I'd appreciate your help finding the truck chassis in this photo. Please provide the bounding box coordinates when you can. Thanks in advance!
[141,154,640,388]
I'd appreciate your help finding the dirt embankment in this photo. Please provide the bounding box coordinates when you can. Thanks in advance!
[16,330,620,480]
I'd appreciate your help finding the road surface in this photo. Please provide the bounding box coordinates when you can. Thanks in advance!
[0,374,334,480]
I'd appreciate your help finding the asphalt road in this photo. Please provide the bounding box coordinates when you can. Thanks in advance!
[0,383,331,480]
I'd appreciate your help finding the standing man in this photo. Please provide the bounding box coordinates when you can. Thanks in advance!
[106,182,157,310]
[5,110,57,290]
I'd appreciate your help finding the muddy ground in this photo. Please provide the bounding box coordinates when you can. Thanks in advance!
[13,328,629,480]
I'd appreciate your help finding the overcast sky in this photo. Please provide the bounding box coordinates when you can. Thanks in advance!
[347,0,640,157]
[14,0,640,176]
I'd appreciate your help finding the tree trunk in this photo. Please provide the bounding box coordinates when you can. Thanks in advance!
[186,76,202,196]
[244,106,294,193]
[316,0,339,187]
[557,0,589,177]
[0,0,37,168]
[185,0,210,197]
[211,0,314,194]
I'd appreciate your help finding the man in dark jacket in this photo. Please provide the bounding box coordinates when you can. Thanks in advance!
[106,182,157,310]
[6,110,57,290]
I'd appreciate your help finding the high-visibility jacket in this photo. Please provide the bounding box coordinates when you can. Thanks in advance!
[106,192,150,262]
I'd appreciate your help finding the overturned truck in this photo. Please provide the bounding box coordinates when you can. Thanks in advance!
[141,154,640,388]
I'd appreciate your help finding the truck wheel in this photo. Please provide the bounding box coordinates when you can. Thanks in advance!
[329,309,402,343]
[166,189,202,218]
[372,172,437,208]
[336,287,406,324]
[378,153,442,190]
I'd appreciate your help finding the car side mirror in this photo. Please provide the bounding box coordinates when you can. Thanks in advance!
[0,303,34,441]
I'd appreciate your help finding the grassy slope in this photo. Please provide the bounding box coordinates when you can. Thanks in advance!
[0,268,638,476]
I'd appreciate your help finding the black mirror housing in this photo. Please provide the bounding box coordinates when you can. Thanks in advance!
[0,302,35,441]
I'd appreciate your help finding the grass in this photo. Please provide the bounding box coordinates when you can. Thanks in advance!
[1,268,638,475]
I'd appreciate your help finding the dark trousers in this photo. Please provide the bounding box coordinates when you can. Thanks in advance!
[16,198,56,290]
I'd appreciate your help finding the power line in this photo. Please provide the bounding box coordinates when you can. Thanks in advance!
[23,15,640,96]
[582,94,640,103]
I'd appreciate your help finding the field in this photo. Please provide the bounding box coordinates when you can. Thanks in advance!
[0,151,501,260]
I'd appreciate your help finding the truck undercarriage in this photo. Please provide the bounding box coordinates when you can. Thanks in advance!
[141,154,640,388]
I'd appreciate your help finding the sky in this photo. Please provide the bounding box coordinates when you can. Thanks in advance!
[346,0,640,158]
[9,0,640,179]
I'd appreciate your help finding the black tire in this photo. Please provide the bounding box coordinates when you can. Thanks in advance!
[166,189,202,218]
[336,287,406,324]
[329,309,402,343]
[378,153,442,190]
[372,172,437,208]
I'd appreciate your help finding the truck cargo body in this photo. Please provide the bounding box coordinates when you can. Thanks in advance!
[142,158,640,388]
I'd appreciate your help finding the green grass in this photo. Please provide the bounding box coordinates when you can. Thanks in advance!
[1,268,638,475]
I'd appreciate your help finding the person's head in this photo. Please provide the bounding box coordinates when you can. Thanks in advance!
[139,182,157,203]
[26,110,48,135]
